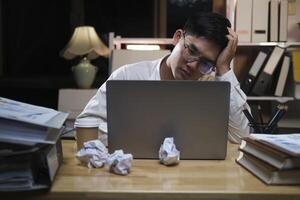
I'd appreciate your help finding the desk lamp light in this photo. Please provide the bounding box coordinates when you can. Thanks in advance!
[60,26,109,89]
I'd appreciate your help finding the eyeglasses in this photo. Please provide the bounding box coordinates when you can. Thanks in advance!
[182,34,215,75]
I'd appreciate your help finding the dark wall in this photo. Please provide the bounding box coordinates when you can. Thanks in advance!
[0,0,212,109]
[167,0,212,37]
[0,0,156,108]
[2,0,71,77]
[0,0,73,108]
[85,0,155,37]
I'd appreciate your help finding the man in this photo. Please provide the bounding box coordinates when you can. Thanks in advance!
[75,12,250,149]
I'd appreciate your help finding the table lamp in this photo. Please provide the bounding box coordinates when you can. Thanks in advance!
[60,26,109,89]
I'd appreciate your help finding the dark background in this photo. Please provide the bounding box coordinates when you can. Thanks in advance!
[0,0,212,108]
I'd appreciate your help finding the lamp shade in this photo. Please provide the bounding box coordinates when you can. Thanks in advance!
[60,26,109,60]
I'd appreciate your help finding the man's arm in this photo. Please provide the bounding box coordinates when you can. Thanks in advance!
[214,28,250,143]
[215,69,250,143]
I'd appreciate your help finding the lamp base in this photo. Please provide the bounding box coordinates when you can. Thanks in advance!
[72,58,98,89]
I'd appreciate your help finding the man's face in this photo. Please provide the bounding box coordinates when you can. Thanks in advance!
[168,30,221,80]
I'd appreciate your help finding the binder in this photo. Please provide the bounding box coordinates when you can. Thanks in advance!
[252,0,269,42]
[292,51,300,99]
[269,0,279,42]
[0,97,66,191]
[226,0,237,30]
[292,51,300,83]
[241,49,271,94]
[235,0,252,42]
[274,55,290,96]
[279,0,288,41]
[0,140,63,191]
[251,46,285,95]
[0,97,68,145]
[287,0,300,42]
[295,84,300,99]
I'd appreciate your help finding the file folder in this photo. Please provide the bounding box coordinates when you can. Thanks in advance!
[235,0,252,42]
[242,49,271,94]
[252,0,269,42]
[279,0,288,41]
[269,0,279,42]
[251,46,285,95]
[0,140,63,191]
[0,97,68,145]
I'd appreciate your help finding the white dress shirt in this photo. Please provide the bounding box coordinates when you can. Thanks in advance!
[75,57,250,143]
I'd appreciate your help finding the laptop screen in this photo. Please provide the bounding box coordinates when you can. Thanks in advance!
[107,80,230,159]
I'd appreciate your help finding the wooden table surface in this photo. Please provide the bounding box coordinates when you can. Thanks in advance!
[9,140,300,200]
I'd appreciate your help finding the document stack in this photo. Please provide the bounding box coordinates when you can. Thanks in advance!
[236,134,300,185]
[0,97,68,191]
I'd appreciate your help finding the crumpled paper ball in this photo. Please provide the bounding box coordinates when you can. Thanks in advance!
[107,150,133,175]
[159,137,180,166]
[76,139,108,168]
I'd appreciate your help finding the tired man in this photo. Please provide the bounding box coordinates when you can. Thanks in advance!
[75,12,250,149]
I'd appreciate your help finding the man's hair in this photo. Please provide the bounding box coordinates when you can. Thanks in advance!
[183,12,231,49]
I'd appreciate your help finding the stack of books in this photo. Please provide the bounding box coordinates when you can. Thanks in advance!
[236,134,300,185]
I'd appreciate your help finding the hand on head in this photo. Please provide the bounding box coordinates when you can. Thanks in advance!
[215,27,238,76]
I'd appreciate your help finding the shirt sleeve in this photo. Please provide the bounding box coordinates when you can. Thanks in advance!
[214,69,250,143]
[74,66,128,133]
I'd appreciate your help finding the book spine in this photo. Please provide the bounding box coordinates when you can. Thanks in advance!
[235,0,252,42]
[252,0,269,42]
[292,51,300,83]
[279,0,288,41]
[274,56,290,96]
[269,0,279,42]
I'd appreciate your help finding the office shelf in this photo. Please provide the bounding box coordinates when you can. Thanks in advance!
[238,42,300,48]
[247,96,294,103]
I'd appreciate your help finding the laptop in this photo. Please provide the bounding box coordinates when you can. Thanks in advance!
[106,80,230,159]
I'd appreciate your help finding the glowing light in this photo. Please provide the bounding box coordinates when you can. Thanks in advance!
[126,45,160,51]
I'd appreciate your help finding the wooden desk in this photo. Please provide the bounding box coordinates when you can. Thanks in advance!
[9,140,300,200]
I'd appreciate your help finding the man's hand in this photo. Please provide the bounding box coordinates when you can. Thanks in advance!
[215,27,238,76]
